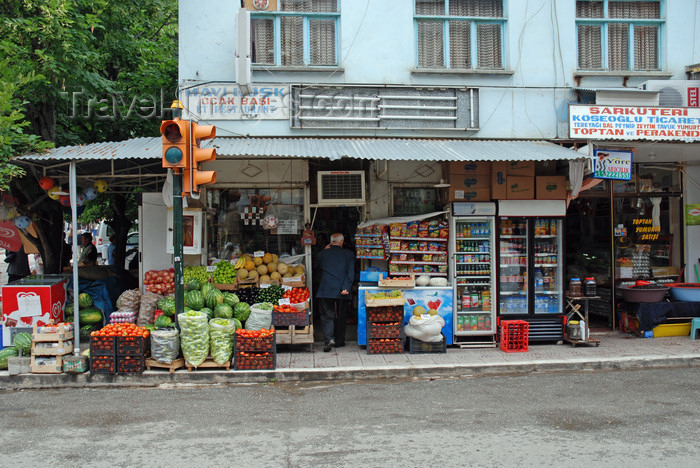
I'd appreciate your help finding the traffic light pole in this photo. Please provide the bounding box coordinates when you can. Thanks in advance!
[173,170,184,316]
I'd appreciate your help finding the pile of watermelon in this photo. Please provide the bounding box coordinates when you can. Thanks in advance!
[65,293,104,337]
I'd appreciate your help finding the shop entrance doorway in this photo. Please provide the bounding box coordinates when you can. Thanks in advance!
[310,205,364,343]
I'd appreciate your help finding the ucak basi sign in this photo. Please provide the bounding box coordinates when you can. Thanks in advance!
[183,85,290,120]
[569,105,700,142]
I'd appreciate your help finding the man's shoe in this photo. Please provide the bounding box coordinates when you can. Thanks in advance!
[323,340,335,352]
[335,343,345,348]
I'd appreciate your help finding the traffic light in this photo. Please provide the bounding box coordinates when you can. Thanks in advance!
[186,122,217,194]
[160,119,190,170]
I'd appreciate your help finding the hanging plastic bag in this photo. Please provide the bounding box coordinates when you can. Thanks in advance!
[179,311,209,366]
[209,318,236,364]
[245,302,273,330]
[262,204,280,230]
[404,315,445,342]
[151,327,180,364]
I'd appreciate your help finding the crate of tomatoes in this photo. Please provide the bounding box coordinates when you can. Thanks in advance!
[234,351,275,370]
[272,304,309,327]
[234,328,275,353]
[90,324,151,374]
[282,287,310,305]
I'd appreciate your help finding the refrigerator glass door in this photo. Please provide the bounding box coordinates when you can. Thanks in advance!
[533,218,563,314]
[453,217,495,335]
[498,217,528,315]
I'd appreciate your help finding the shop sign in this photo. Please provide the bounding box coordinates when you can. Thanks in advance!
[593,150,632,180]
[276,219,297,235]
[569,105,700,142]
[686,204,700,226]
[184,84,289,120]
[632,218,660,241]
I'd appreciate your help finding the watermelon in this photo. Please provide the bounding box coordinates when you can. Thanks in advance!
[144,324,156,332]
[79,308,103,326]
[80,325,98,340]
[65,303,74,316]
[232,318,242,330]
[233,302,251,322]
[214,303,234,319]
[186,278,202,291]
[157,297,171,310]
[78,293,94,309]
[206,289,224,310]
[154,315,172,328]
[200,307,214,321]
[188,290,205,311]
[200,282,215,298]
[183,290,191,308]
[160,297,176,317]
[0,347,19,370]
[223,292,240,307]
[13,332,32,354]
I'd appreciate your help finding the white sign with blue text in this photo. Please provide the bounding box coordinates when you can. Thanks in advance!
[184,84,290,120]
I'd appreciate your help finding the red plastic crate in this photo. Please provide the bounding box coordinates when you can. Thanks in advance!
[234,352,276,370]
[234,331,275,353]
[367,338,404,354]
[117,354,146,374]
[367,306,403,323]
[90,355,116,374]
[500,320,529,353]
[117,335,149,356]
[368,322,403,340]
[90,336,116,357]
[272,309,309,327]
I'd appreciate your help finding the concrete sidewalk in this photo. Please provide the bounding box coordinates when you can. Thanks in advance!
[2,329,699,390]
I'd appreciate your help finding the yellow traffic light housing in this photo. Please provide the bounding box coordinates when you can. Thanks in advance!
[160,119,190,170]
[187,122,217,194]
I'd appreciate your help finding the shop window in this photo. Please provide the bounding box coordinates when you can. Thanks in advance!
[415,0,505,70]
[576,0,662,72]
[251,0,339,67]
[393,187,439,216]
[206,188,305,261]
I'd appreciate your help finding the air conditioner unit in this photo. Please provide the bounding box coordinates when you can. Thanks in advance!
[638,80,700,107]
[317,171,366,205]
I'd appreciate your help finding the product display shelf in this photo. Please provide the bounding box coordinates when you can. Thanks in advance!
[388,235,449,277]
[31,323,74,374]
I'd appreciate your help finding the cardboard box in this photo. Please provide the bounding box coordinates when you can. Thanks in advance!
[447,187,491,202]
[447,173,491,189]
[506,176,535,200]
[444,161,491,176]
[491,161,508,200]
[536,176,568,200]
[507,161,535,177]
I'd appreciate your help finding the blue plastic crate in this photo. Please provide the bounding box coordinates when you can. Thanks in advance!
[360,270,387,282]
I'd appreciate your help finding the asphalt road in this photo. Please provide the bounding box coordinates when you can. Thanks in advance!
[1,368,698,467]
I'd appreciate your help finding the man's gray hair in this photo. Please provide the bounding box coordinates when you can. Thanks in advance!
[330,233,344,243]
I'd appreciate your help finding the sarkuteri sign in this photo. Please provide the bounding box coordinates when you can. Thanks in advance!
[183,84,290,120]
[569,105,700,142]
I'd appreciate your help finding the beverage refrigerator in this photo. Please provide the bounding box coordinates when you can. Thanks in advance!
[496,200,566,342]
[450,202,497,345]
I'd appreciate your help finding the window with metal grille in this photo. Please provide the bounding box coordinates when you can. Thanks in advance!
[251,0,338,67]
[415,0,505,70]
[576,0,662,72]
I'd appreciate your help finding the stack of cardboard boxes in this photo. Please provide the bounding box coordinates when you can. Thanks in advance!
[443,161,567,202]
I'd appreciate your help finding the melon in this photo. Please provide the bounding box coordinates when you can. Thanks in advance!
[256,264,268,276]
[262,252,273,264]
[200,282,215,297]
[0,347,19,370]
[206,289,224,309]
[237,269,249,279]
[160,298,176,317]
[13,332,32,354]
[253,257,263,267]
[78,293,93,309]
[267,262,278,273]
[244,260,255,271]
[185,278,202,291]
[188,290,205,311]
[79,308,104,325]
[223,293,240,307]
[214,303,234,319]
[259,275,271,284]
[277,263,289,275]
[271,254,279,263]
[247,270,259,280]
[154,315,172,328]
[233,302,251,322]
[270,271,281,281]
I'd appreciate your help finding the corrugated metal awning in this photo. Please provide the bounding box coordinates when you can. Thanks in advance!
[210,137,585,162]
[16,137,161,161]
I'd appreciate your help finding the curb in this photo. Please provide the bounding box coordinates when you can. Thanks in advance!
[2,354,699,391]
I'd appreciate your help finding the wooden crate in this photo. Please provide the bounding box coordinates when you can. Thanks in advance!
[31,354,68,374]
[145,357,186,374]
[378,274,415,288]
[32,323,74,342]
[214,282,238,291]
[281,275,305,288]
[364,291,405,307]
[275,324,314,346]
[186,356,231,371]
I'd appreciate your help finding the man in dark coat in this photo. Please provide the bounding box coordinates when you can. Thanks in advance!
[314,233,355,352]
[5,246,30,283]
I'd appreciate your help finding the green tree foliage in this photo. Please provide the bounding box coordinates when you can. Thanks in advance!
[1,0,177,272]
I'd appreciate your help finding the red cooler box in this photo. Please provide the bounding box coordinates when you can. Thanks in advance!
[1,275,68,346]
